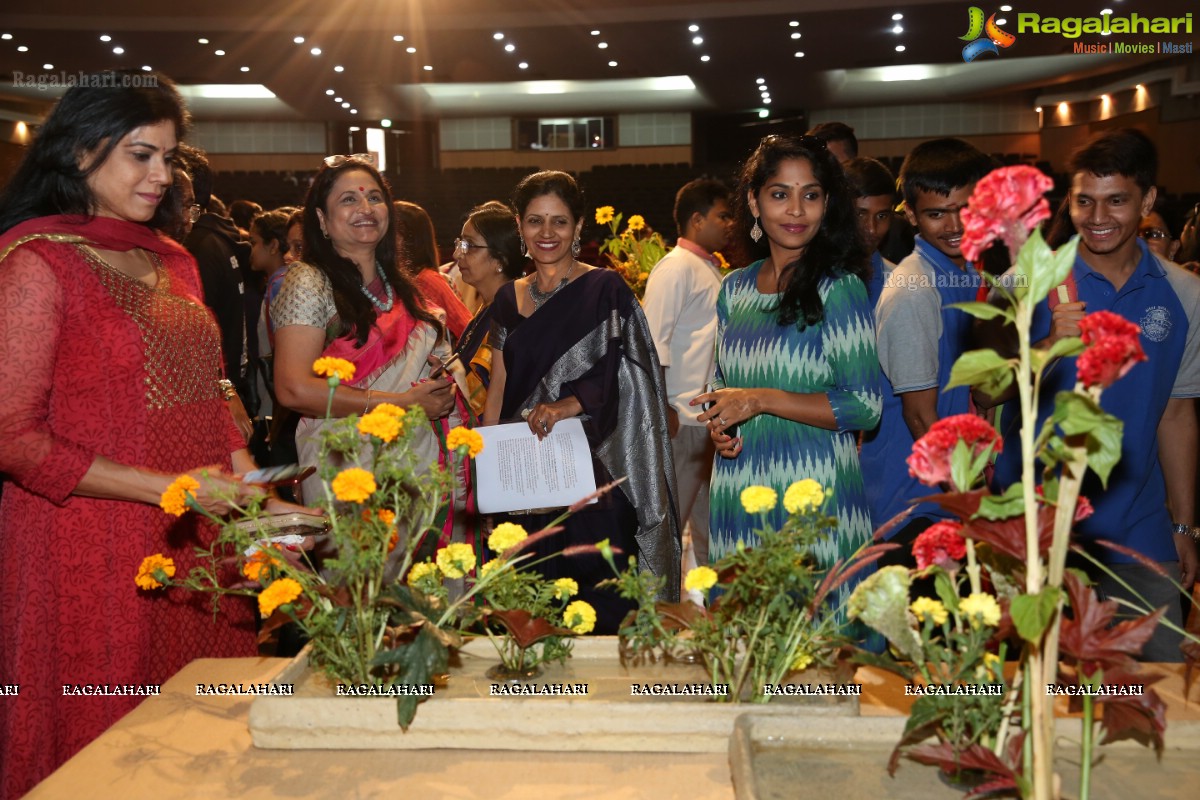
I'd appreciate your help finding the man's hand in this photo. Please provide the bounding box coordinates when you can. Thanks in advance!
[1175,533,1198,590]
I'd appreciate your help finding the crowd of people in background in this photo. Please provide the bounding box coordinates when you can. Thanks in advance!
[2,69,1199,796]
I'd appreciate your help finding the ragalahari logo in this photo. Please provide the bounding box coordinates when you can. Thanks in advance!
[960,6,1017,61]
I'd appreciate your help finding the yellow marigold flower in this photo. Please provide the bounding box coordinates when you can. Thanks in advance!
[595,205,615,225]
[373,402,406,419]
[960,592,1002,629]
[159,474,200,517]
[134,554,176,590]
[981,652,1001,681]
[910,596,949,626]
[242,548,282,582]
[358,409,402,442]
[407,561,440,586]
[564,600,597,634]
[553,577,579,599]
[480,559,503,578]
[488,521,528,553]
[446,426,484,458]
[740,485,778,514]
[626,214,645,232]
[790,648,814,672]
[714,251,730,270]
[258,577,303,618]
[783,479,825,514]
[435,542,475,579]
[312,357,355,382]
[684,566,718,592]
[331,467,376,503]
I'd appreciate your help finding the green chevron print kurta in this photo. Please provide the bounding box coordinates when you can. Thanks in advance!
[709,261,882,588]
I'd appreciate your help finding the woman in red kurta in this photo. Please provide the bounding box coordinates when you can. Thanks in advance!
[0,73,274,799]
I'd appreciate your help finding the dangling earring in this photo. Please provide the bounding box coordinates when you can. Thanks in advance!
[520,238,528,257]
[322,229,330,240]
[571,237,581,257]
[750,216,763,243]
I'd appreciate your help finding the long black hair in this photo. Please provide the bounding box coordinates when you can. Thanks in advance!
[301,158,438,346]
[392,200,440,274]
[0,70,189,234]
[466,201,525,280]
[735,134,868,329]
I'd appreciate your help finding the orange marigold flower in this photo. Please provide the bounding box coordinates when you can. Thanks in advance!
[135,554,176,590]
[358,409,402,442]
[446,426,484,458]
[160,475,200,517]
[372,402,406,419]
[331,467,376,503]
[312,357,356,383]
[258,577,303,618]
[243,548,282,582]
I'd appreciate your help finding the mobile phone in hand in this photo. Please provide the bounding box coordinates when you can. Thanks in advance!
[242,464,316,488]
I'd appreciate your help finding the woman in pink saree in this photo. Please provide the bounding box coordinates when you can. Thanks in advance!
[271,156,463,515]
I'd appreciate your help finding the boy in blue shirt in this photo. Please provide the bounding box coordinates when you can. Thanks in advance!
[987,129,1200,660]
[861,139,995,554]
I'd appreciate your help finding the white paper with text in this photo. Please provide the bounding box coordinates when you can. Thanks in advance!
[474,418,597,514]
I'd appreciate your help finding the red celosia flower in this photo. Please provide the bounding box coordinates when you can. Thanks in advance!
[907,414,1003,487]
[1076,333,1146,388]
[912,521,968,570]
[960,165,1054,263]
[1035,485,1095,523]
[1077,309,1142,345]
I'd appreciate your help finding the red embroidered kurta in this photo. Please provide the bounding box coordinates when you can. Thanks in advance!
[0,220,255,799]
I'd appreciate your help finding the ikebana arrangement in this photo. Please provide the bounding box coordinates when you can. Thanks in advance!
[604,478,883,702]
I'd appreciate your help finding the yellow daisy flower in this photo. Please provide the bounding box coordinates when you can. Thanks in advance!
[595,206,615,225]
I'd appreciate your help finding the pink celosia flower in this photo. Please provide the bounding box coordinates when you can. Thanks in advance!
[960,165,1054,263]
[907,414,1003,487]
[912,521,968,570]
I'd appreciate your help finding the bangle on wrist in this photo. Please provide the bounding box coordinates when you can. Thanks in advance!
[1171,522,1200,542]
[217,379,236,401]
[363,388,373,414]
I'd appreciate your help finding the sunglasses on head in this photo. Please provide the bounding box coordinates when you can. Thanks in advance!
[323,153,376,169]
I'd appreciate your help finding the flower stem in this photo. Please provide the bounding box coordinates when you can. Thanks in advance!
[1080,693,1094,800]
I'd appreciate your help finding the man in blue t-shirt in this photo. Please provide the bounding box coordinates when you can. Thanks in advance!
[988,129,1200,661]
[861,139,995,555]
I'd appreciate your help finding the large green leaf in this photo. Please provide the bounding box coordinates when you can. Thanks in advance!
[949,301,1014,324]
[1010,587,1062,643]
[1021,229,1077,308]
[976,483,1025,520]
[947,348,1015,397]
[1052,392,1124,487]
[1044,335,1086,361]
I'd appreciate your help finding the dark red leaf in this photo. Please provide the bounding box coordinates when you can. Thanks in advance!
[960,506,1055,562]
[809,543,899,615]
[1059,571,1166,669]
[905,741,1017,780]
[486,608,571,649]
[1098,682,1167,752]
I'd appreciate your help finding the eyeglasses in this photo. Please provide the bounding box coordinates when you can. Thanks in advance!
[185,203,202,223]
[453,237,487,255]
[323,153,376,168]
[1139,228,1169,240]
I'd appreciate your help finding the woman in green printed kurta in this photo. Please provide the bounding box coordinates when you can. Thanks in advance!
[695,135,882,615]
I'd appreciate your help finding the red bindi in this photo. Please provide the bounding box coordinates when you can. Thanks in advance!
[358,186,366,192]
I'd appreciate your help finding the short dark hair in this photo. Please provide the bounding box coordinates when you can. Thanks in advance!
[250,209,291,255]
[392,200,441,274]
[806,121,858,158]
[229,199,263,232]
[673,178,730,238]
[899,138,994,208]
[467,200,525,280]
[188,152,217,211]
[511,170,584,222]
[843,157,896,200]
[1068,127,1157,194]
[735,134,868,329]
[0,70,188,233]
[302,158,438,346]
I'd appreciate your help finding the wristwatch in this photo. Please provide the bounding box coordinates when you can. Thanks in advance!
[1171,523,1200,541]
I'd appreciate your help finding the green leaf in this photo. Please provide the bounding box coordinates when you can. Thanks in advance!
[950,439,974,493]
[949,301,1014,323]
[1009,587,1062,643]
[1044,335,1086,362]
[1021,227,1075,308]
[934,571,960,615]
[1051,392,1124,487]
[976,483,1025,520]
[946,348,1016,397]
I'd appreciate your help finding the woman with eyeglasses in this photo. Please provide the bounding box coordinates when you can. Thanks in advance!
[0,71,314,797]
[271,155,463,506]
[694,135,881,610]
[484,170,681,632]
[450,201,525,417]
[393,200,472,340]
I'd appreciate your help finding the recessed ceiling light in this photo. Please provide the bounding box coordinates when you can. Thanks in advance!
[350,109,358,114]
[688,24,699,32]
[504,43,516,52]
[590,30,600,36]
[423,64,433,71]
[1001,5,1012,11]
[598,42,608,49]
[393,35,405,42]
[518,61,528,69]
[892,13,903,21]
[100,35,112,42]
[892,25,903,33]
[700,55,710,62]
[334,96,343,102]
[759,109,769,118]
[310,47,321,55]
[608,60,618,67]
[1035,106,1042,113]
[214,49,225,56]
[764,98,771,104]
[326,89,335,95]
[16,45,28,52]
[794,51,805,57]
[349,126,360,132]
[42,63,53,69]
[693,36,703,45]
[493,32,505,40]
[113,47,125,55]
[895,44,906,52]
[240,66,250,72]
[141,65,152,71]
[341,102,350,108]
[791,32,801,39]
[1101,8,1113,15]
[381,119,392,127]
[197,38,207,44]
[406,46,416,53]
[293,36,304,44]
[1,34,12,40]
[755,77,765,84]
[789,20,800,27]
[334,65,344,72]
